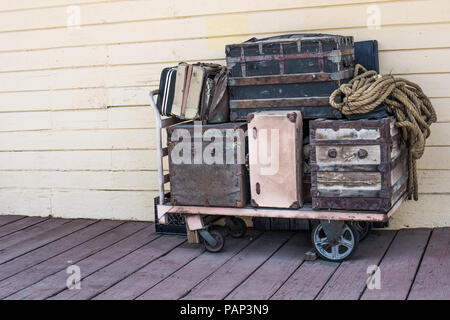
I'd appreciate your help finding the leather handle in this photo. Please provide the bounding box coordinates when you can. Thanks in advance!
[255,182,261,195]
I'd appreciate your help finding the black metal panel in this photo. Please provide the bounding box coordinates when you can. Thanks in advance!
[354,40,379,73]
[345,40,390,120]
[230,81,341,100]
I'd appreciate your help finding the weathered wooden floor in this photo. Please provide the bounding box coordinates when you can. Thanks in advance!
[0,215,448,300]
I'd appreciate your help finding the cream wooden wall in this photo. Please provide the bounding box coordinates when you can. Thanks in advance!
[0,0,448,228]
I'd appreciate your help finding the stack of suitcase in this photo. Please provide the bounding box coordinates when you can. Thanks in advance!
[157,34,408,225]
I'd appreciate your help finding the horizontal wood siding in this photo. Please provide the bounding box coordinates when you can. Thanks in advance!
[0,0,448,226]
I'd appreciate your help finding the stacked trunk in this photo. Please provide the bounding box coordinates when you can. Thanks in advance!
[309,117,408,212]
[225,34,355,121]
[167,122,249,208]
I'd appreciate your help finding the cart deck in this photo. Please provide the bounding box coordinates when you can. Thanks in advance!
[157,193,405,224]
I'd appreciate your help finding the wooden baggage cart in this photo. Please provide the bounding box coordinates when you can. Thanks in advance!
[149,90,407,262]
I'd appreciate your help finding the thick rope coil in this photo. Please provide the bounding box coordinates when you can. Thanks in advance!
[329,64,437,201]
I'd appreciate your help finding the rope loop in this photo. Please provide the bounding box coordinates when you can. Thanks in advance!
[329,64,437,200]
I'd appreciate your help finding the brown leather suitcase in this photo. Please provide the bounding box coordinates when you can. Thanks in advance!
[167,122,248,207]
[247,110,303,208]
[310,117,408,212]
[171,63,229,123]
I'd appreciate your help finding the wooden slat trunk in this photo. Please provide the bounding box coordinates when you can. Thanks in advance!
[225,34,355,121]
[167,122,249,207]
[310,117,408,212]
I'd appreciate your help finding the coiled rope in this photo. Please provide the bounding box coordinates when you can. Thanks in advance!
[329,64,437,201]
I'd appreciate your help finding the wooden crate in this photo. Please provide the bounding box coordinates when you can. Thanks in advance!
[310,117,408,212]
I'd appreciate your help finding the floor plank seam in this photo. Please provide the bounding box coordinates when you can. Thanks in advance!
[88,236,188,300]
[357,229,399,300]
[1,222,152,299]
[268,235,308,300]
[405,228,434,300]
[222,231,296,301]
[0,219,100,266]
[0,216,26,228]
[312,261,341,300]
[0,217,51,240]
[45,229,162,300]
[0,221,125,281]
[172,231,265,301]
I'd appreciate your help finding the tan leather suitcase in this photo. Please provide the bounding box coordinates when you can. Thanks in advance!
[171,63,229,122]
[248,110,303,208]
[172,63,205,120]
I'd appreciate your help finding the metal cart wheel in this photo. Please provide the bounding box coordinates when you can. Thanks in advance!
[201,228,225,253]
[225,217,247,238]
[352,221,372,241]
[311,222,359,262]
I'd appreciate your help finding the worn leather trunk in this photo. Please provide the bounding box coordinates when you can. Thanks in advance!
[310,117,408,212]
[225,34,355,121]
[248,111,303,208]
[167,122,248,207]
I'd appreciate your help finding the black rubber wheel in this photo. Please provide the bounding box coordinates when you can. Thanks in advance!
[202,229,225,253]
[352,221,372,241]
[226,217,247,238]
[311,222,359,262]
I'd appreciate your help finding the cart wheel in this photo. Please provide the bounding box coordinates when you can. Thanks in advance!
[352,221,372,241]
[311,222,359,262]
[226,217,247,238]
[202,229,225,253]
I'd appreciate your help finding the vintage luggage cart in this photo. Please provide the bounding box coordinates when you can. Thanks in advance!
[149,90,407,261]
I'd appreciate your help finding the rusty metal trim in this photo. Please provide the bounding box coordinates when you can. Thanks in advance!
[226,49,354,63]
[228,69,354,87]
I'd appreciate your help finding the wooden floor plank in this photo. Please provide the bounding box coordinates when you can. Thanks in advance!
[225,232,310,300]
[408,228,450,300]
[0,218,70,251]
[127,231,259,301]
[181,231,293,300]
[316,230,396,300]
[50,234,186,300]
[6,223,157,300]
[0,215,26,228]
[101,240,205,301]
[0,220,122,282]
[0,217,49,239]
[0,219,96,265]
[271,259,340,300]
[361,228,431,300]
[0,221,150,299]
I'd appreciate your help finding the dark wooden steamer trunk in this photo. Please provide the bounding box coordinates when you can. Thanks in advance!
[310,117,408,212]
[225,34,355,121]
[167,122,249,207]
